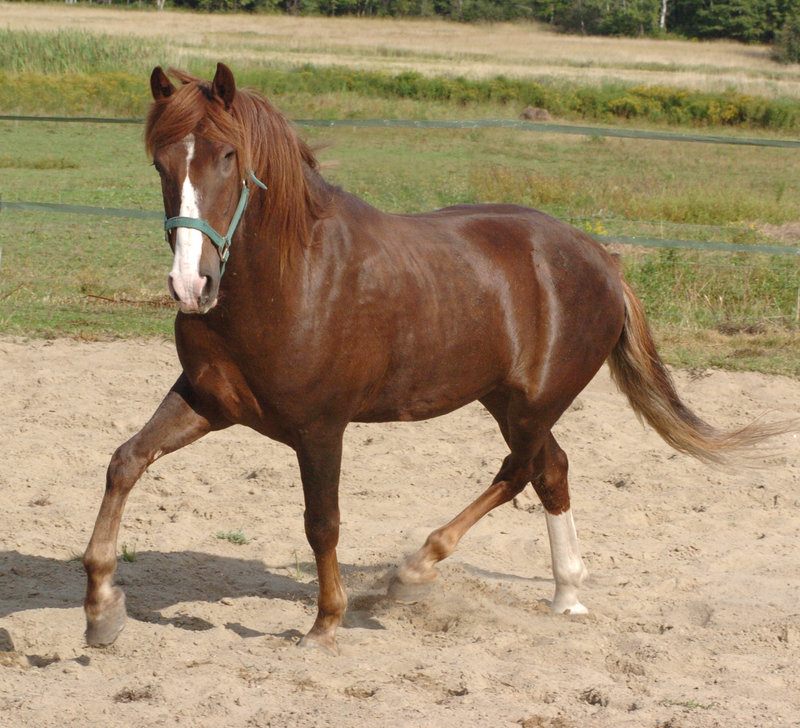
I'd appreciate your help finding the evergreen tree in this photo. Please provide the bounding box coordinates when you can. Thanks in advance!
[773,7,800,60]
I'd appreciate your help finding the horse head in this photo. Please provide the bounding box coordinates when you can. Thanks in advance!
[147,63,261,314]
[146,64,331,314]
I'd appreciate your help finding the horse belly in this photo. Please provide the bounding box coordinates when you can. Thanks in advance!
[354,314,510,422]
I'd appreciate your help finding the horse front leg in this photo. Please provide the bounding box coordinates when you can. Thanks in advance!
[82,375,220,646]
[295,428,347,654]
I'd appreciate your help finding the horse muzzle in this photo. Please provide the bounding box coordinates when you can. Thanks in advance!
[168,266,220,315]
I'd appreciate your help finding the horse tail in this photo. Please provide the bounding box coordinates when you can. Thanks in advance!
[607,275,784,464]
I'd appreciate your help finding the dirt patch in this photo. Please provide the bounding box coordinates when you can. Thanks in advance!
[761,221,800,243]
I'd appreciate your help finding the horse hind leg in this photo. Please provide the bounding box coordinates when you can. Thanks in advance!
[389,391,541,603]
[389,451,531,603]
[532,434,589,615]
[484,393,589,614]
[390,386,588,614]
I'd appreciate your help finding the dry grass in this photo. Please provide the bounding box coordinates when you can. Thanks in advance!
[3,3,800,96]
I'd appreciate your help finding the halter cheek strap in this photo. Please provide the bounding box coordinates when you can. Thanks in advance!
[163,170,267,276]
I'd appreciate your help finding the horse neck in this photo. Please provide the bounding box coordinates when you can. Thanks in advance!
[224,163,332,299]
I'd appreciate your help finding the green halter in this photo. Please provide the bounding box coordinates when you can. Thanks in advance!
[164,170,268,276]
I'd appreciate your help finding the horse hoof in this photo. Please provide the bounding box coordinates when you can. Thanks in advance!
[85,588,127,647]
[387,576,433,605]
[298,633,339,656]
[551,597,588,616]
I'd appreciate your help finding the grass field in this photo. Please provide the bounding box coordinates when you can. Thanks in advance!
[3,3,800,97]
[1,5,800,375]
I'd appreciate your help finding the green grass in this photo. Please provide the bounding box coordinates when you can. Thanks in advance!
[660,698,717,710]
[120,544,137,563]
[215,530,250,545]
[0,120,174,337]
[2,119,799,372]
[2,27,800,374]
[5,65,800,131]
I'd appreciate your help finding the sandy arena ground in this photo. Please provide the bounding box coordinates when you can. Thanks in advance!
[1,336,799,727]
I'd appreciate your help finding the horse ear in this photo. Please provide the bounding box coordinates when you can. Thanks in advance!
[212,63,236,109]
[150,66,176,101]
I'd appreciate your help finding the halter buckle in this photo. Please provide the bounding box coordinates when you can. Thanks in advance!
[217,239,231,264]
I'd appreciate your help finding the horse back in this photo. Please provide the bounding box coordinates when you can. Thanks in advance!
[329,198,626,422]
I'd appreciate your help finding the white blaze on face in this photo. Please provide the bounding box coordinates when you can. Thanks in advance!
[168,134,207,309]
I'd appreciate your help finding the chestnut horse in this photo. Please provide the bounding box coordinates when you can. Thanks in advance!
[83,64,776,652]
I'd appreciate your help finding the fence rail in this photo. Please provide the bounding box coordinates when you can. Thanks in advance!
[3,199,799,256]
[3,114,800,149]
[2,200,162,221]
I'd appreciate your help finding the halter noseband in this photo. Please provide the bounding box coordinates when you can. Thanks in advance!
[163,170,268,276]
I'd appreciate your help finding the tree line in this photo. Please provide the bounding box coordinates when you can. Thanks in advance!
[533,0,799,43]
[155,0,794,41]
[154,0,800,57]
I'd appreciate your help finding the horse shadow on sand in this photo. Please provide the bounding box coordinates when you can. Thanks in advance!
[0,549,395,644]
[0,548,555,655]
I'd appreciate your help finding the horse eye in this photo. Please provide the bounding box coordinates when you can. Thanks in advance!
[224,150,235,161]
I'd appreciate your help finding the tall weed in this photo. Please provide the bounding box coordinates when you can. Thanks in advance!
[0,29,167,75]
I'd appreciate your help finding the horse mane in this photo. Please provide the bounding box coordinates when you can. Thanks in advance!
[144,68,331,273]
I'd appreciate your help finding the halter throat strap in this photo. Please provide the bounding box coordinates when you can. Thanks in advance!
[163,170,267,276]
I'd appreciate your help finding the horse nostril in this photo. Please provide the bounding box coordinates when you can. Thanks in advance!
[199,276,212,304]
[167,275,180,302]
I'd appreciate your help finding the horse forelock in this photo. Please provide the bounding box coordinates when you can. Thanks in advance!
[145,68,329,273]
[145,74,249,172]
